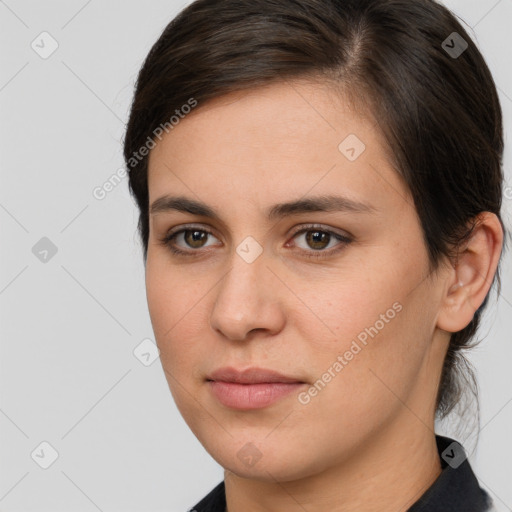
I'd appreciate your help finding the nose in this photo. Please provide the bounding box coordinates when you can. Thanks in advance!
[209,249,286,342]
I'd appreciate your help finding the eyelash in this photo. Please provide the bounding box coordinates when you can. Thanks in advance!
[158,224,353,260]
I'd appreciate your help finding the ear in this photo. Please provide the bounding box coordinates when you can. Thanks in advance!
[437,212,504,333]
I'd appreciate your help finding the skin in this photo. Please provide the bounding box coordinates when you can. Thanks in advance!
[145,79,503,512]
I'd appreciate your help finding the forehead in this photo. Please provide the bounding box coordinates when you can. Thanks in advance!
[147,80,410,218]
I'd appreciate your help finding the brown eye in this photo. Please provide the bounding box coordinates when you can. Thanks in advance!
[159,226,220,256]
[159,224,352,260]
[304,230,331,250]
[183,230,209,249]
[289,225,353,260]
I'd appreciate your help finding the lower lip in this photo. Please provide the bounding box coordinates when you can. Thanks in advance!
[207,381,305,409]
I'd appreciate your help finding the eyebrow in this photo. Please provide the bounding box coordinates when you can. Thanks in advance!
[150,194,377,220]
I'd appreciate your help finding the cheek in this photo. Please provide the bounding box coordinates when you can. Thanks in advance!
[145,266,208,424]
[145,258,203,370]
[288,300,428,469]
[291,254,430,408]
[287,264,401,356]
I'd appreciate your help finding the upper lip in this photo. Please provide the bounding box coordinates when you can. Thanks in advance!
[207,366,305,384]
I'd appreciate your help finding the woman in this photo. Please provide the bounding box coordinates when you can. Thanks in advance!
[123,0,506,510]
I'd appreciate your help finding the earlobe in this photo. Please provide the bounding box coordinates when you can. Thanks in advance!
[436,212,503,334]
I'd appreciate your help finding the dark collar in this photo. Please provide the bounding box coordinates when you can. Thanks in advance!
[407,434,493,511]
[190,435,493,512]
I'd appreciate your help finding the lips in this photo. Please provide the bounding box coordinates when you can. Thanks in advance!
[206,366,307,409]
[206,366,305,384]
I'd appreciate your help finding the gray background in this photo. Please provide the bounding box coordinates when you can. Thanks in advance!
[0,1,511,511]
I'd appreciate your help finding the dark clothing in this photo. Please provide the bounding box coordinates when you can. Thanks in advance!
[189,435,494,512]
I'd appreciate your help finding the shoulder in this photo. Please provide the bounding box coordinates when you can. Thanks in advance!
[408,434,495,512]
[189,481,225,512]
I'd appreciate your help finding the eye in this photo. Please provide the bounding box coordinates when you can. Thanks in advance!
[158,223,353,259]
[287,224,353,259]
[158,225,220,256]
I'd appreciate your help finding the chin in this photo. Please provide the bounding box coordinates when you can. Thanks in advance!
[201,435,329,483]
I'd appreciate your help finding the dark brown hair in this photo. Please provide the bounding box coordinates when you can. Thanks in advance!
[123,0,508,421]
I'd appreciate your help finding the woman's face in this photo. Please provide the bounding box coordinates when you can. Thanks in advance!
[145,80,450,481]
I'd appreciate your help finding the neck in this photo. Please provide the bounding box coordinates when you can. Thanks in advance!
[224,418,442,512]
